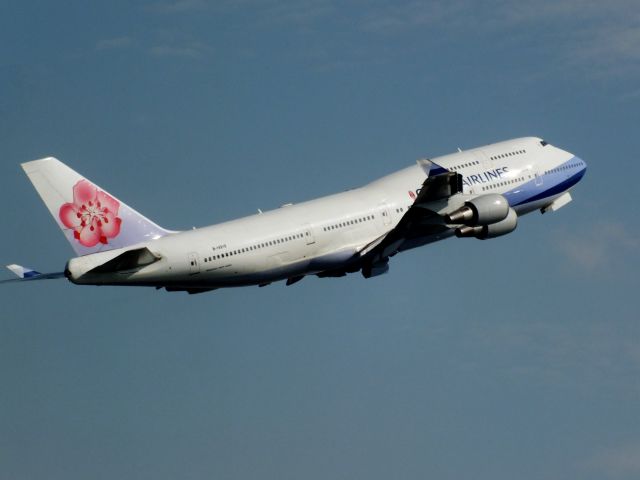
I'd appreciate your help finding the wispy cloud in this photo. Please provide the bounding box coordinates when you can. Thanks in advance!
[145,0,208,14]
[263,0,334,26]
[567,22,640,76]
[458,318,640,393]
[360,0,640,32]
[93,34,212,60]
[585,442,640,476]
[149,41,211,59]
[96,36,133,51]
[130,0,640,75]
[552,222,639,272]
[358,0,640,76]
[360,1,466,34]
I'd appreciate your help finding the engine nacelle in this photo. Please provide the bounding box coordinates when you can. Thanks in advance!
[444,194,509,226]
[455,207,518,239]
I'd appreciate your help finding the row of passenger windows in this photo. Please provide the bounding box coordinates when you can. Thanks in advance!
[491,150,526,160]
[545,162,580,175]
[452,149,528,169]
[202,232,308,263]
[198,206,416,265]
[452,160,480,170]
[323,215,374,232]
[481,176,526,191]
[200,213,380,264]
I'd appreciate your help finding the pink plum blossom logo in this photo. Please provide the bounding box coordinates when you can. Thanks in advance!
[58,180,122,247]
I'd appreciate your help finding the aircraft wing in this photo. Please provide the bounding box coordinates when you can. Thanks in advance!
[359,164,463,273]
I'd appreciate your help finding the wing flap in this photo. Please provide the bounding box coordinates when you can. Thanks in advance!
[361,170,463,263]
[415,171,463,205]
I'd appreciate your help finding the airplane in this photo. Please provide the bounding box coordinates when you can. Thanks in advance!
[3,137,586,294]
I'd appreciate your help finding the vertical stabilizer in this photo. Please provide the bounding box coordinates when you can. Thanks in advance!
[22,157,174,256]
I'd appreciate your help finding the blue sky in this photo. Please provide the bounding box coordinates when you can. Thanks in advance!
[1,1,639,479]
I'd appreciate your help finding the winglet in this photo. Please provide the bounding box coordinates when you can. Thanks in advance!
[6,264,41,279]
[417,158,448,176]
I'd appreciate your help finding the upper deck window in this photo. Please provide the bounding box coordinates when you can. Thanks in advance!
[540,140,548,146]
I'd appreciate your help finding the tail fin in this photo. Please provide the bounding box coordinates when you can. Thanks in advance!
[22,157,174,256]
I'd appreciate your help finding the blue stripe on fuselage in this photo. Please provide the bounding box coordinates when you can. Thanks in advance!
[428,156,585,207]
[512,168,585,206]
[503,156,586,207]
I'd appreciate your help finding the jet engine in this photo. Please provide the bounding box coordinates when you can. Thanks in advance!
[455,207,518,239]
[444,194,509,226]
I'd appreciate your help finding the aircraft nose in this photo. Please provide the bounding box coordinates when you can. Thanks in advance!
[575,155,587,178]
[569,155,587,187]
[577,156,587,173]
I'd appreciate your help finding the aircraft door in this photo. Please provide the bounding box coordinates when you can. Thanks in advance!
[535,172,543,186]
[303,224,316,245]
[188,252,200,274]
[379,203,392,226]
[474,150,492,169]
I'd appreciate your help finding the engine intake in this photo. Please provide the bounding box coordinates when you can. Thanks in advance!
[444,194,509,226]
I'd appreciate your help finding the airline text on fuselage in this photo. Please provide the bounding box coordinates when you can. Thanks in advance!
[461,166,509,186]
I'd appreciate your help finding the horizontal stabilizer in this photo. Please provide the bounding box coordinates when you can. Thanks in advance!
[7,264,41,278]
[1,264,65,284]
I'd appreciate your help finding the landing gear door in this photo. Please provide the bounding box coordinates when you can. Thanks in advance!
[188,252,200,274]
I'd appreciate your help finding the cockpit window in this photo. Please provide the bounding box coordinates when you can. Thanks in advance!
[540,140,548,146]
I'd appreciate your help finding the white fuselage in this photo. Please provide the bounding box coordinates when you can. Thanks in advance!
[66,137,586,291]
